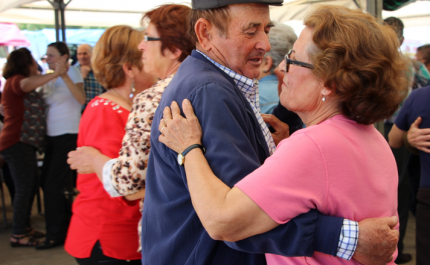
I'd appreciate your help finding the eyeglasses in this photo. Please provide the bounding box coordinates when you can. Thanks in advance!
[144,36,161,42]
[284,50,314,73]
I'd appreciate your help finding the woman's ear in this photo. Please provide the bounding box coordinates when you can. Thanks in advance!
[61,54,69,63]
[169,47,183,61]
[321,87,332,97]
[122,63,135,79]
[195,18,213,52]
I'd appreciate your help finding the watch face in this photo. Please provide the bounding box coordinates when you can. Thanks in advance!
[177,153,184,165]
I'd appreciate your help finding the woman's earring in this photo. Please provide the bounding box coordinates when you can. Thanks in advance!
[322,96,326,102]
[130,80,135,98]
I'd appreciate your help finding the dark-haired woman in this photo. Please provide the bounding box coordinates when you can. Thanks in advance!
[37,42,85,250]
[0,48,67,247]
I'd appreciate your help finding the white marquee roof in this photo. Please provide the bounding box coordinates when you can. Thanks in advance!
[0,0,429,28]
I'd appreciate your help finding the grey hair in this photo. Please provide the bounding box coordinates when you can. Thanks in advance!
[78,44,93,54]
[266,21,297,74]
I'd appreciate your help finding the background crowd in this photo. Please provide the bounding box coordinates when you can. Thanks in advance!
[0,1,430,265]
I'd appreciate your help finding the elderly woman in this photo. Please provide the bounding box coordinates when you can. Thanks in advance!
[64,26,155,264]
[1,48,67,247]
[159,5,407,265]
[67,4,194,216]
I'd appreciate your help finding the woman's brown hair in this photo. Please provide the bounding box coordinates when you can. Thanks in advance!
[142,4,194,62]
[91,25,143,89]
[304,5,408,125]
[2,48,34,79]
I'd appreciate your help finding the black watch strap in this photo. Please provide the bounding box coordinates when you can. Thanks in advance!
[182,144,205,156]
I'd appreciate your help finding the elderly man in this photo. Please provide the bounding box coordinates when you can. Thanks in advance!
[142,1,398,265]
[76,44,105,111]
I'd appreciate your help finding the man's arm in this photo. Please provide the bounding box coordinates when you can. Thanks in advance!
[388,124,406,148]
[406,117,430,153]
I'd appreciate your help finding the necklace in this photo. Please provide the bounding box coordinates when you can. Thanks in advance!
[111,88,131,104]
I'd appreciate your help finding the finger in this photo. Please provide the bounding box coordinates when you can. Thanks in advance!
[182,99,197,121]
[171,101,181,119]
[418,146,430,154]
[386,216,398,228]
[411,116,422,127]
[68,150,76,158]
[163,106,172,121]
[159,118,165,131]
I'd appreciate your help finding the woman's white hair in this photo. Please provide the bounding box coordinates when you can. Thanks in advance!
[266,21,297,74]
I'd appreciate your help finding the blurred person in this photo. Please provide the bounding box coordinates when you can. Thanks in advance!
[64,26,149,265]
[38,55,49,75]
[416,44,430,73]
[0,48,66,247]
[258,21,296,114]
[36,42,85,250]
[66,2,193,252]
[257,21,303,135]
[388,84,430,265]
[158,5,407,265]
[384,17,430,264]
[76,44,105,111]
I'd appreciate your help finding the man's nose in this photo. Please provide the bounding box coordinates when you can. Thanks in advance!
[256,31,271,53]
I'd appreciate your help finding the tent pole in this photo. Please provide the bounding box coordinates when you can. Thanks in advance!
[48,0,60,42]
[366,0,383,19]
[367,0,384,135]
[60,0,66,43]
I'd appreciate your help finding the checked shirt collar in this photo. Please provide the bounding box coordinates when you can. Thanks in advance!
[196,50,276,154]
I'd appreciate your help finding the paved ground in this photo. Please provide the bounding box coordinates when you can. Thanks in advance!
[0,186,417,265]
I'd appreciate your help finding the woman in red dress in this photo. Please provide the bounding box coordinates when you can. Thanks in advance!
[64,25,155,265]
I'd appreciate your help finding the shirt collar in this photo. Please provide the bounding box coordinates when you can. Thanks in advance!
[196,50,255,92]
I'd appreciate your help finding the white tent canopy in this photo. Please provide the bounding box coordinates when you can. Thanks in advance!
[0,0,429,28]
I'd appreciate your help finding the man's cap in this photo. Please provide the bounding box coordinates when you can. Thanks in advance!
[191,0,283,10]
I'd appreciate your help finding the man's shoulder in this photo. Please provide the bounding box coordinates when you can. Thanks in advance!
[162,55,239,103]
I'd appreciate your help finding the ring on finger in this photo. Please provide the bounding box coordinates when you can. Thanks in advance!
[161,126,166,133]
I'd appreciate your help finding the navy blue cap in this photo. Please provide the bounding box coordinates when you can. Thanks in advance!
[192,0,283,10]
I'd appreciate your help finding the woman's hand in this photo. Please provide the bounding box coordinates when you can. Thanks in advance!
[159,99,202,154]
[55,58,69,77]
[67,146,102,174]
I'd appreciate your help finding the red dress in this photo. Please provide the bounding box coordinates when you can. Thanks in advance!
[65,96,141,260]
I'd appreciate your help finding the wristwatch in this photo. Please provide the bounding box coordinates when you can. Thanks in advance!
[177,144,205,166]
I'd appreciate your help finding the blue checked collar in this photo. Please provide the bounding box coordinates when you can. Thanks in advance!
[196,50,258,107]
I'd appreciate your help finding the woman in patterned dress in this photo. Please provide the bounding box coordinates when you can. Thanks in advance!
[67,3,195,244]
[64,26,155,265]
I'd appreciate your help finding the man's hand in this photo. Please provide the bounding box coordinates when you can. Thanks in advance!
[67,146,101,174]
[80,65,91,79]
[261,114,289,145]
[407,117,430,153]
[352,216,399,265]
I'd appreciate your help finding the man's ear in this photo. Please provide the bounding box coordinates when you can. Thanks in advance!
[122,63,135,79]
[195,18,213,51]
[262,56,273,73]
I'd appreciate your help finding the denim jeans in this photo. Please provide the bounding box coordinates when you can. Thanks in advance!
[1,142,38,235]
